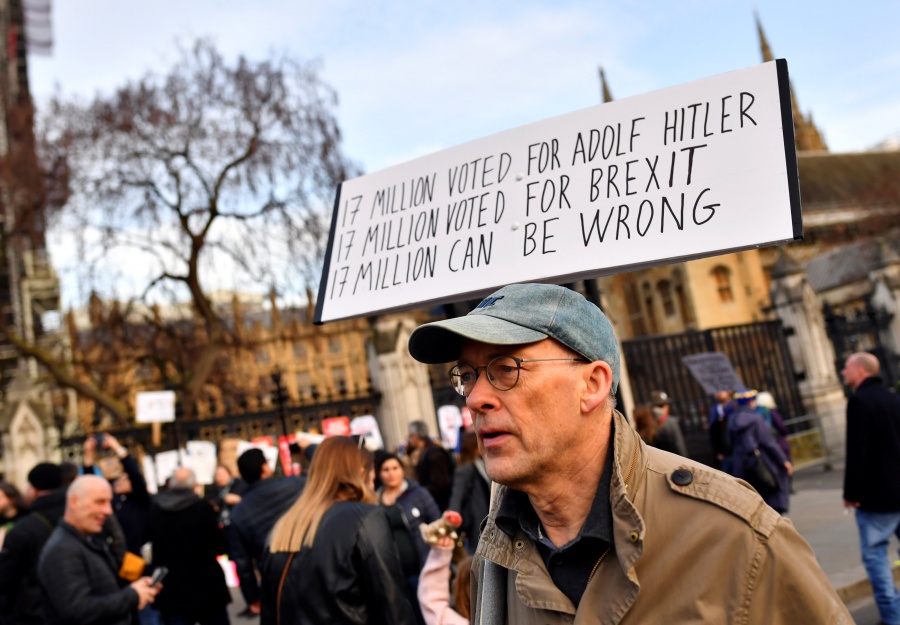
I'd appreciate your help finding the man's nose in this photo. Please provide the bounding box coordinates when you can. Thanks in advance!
[466,370,497,411]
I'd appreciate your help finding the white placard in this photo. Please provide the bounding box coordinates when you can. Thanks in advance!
[184,440,218,485]
[350,415,385,451]
[236,440,279,472]
[141,455,159,494]
[153,449,183,487]
[437,405,463,450]
[316,61,800,323]
[136,391,176,423]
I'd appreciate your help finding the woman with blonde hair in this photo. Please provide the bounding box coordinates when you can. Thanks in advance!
[260,436,416,625]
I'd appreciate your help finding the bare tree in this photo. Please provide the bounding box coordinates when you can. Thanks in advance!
[28,39,356,423]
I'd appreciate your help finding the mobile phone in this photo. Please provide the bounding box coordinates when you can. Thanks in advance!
[93,433,105,446]
[150,566,168,587]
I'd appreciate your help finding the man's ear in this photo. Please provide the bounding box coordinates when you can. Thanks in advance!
[581,361,613,414]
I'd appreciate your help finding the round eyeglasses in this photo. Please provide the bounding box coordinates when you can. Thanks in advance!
[448,355,589,397]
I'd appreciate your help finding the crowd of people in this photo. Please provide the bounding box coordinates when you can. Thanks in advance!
[0,421,485,625]
[0,281,870,624]
[634,385,794,514]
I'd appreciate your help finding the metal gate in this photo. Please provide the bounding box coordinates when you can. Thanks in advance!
[58,393,381,464]
[823,299,899,392]
[622,320,805,466]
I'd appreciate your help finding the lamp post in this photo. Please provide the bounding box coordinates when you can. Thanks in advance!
[271,368,290,438]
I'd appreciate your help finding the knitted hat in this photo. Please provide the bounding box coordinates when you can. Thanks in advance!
[27,462,63,491]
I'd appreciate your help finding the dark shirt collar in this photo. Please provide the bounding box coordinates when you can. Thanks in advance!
[495,431,615,547]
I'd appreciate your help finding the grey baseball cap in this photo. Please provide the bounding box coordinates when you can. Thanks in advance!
[407,283,620,392]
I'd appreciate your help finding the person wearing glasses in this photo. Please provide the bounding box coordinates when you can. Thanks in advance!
[407,282,849,624]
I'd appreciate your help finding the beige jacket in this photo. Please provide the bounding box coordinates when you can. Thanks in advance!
[472,410,851,624]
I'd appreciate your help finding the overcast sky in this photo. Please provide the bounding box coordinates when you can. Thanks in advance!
[30,0,900,177]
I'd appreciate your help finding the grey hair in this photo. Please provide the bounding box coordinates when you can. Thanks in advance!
[170,467,196,489]
[408,420,429,438]
[606,392,618,412]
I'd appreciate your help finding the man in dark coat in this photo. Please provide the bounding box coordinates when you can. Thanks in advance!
[38,475,158,625]
[407,421,455,511]
[0,463,65,624]
[147,467,230,624]
[842,352,900,625]
[229,449,304,616]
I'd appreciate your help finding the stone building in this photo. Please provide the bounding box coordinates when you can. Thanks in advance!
[0,0,68,490]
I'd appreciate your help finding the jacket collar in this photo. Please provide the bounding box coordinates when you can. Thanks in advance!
[59,520,109,553]
[476,410,647,615]
[857,376,884,391]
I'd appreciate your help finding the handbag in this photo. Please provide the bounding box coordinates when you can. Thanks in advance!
[744,448,778,495]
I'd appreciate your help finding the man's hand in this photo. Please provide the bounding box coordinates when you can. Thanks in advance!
[249,601,261,615]
[104,433,128,459]
[130,577,160,610]
[783,461,793,477]
[223,493,242,506]
[844,500,861,509]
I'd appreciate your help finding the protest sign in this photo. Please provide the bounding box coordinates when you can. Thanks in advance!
[322,416,352,437]
[136,391,176,423]
[437,405,464,450]
[681,351,744,395]
[236,440,279,472]
[316,60,800,323]
[350,415,385,451]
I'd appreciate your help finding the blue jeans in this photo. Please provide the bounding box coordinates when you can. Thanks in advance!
[856,509,900,625]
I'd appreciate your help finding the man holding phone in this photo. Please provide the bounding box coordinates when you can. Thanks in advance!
[38,475,158,624]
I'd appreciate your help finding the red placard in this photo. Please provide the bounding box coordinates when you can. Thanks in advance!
[322,416,351,437]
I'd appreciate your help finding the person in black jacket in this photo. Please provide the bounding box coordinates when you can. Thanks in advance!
[448,431,491,554]
[407,421,455,511]
[841,352,900,625]
[229,449,304,617]
[147,467,230,625]
[38,475,159,625]
[0,463,65,624]
[376,453,441,625]
[260,436,416,625]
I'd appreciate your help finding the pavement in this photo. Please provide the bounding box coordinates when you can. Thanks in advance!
[788,459,900,606]
[225,459,897,623]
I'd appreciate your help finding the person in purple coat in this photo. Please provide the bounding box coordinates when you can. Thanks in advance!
[727,389,794,514]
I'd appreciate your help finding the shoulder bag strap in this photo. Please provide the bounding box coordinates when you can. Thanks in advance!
[276,552,296,625]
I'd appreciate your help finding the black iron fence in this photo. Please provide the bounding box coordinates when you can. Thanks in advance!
[824,299,898,393]
[58,392,381,464]
[622,320,805,466]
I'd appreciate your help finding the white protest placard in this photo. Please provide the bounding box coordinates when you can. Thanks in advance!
[350,415,385,451]
[437,405,464,450]
[185,440,218,485]
[315,60,800,323]
[153,449,183,487]
[236,440,279,472]
[141,455,159,494]
[681,352,745,395]
[136,391,176,423]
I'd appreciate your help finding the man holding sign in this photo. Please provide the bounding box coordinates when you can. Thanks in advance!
[408,282,849,623]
